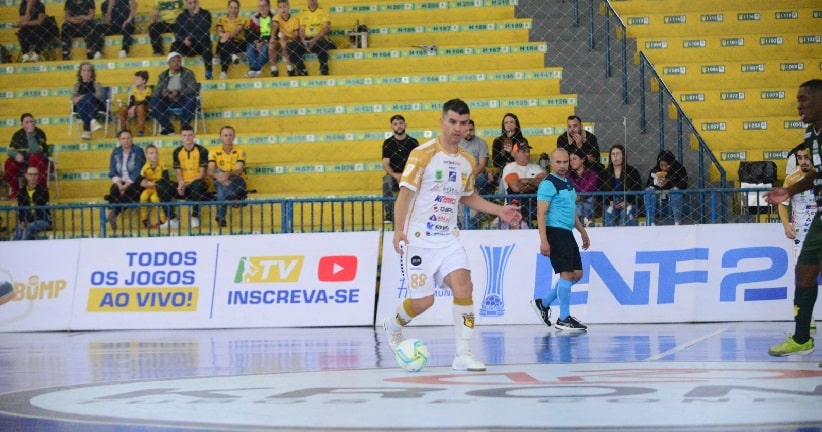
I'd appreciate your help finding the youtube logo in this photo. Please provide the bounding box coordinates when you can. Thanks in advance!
[317,255,358,282]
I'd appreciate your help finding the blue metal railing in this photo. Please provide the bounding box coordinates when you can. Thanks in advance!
[0,188,777,240]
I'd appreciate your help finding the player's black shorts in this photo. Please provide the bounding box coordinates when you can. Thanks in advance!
[798,216,822,266]
[546,226,582,274]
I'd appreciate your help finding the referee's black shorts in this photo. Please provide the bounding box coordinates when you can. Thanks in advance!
[546,226,582,274]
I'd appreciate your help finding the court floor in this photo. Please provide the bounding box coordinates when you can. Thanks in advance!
[0,321,819,431]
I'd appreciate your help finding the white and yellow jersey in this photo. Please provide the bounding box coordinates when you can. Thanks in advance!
[399,137,477,248]
[784,169,818,244]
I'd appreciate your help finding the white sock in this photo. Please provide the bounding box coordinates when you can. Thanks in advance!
[453,299,475,356]
[387,298,414,331]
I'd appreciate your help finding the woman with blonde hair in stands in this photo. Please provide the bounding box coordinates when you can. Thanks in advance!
[72,61,105,140]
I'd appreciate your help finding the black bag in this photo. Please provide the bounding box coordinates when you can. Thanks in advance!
[0,45,10,63]
[738,161,777,184]
[738,161,777,215]
[44,16,60,42]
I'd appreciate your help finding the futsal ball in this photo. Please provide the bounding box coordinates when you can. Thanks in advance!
[394,338,430,372]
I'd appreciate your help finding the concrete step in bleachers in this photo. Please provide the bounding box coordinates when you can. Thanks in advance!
[48,122,581,200]
[0,0,517,26]
[1,17,531,57]
[613,9,821,38]
[0,68,564,119]
[670,88,795,119]
[634,33,822,64]
[0,41,549,88]
[651,59,820,91]
[607,0,822,15]
[1,93,576,138]
[690,115,805,152]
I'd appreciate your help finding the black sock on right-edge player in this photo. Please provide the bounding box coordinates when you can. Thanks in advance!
[793,286,819,344]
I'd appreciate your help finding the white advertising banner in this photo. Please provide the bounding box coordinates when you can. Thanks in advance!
[0,239,80,331]
[208,231,380,327]
[71,236,220,330]
[376,224,794,325]
[70,231,380,329]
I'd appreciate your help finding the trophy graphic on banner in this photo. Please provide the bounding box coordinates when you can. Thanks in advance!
[479,244,515,317]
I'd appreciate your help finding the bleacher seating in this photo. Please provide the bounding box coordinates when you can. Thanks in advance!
[609,0,822,182]
[0,0,573,208]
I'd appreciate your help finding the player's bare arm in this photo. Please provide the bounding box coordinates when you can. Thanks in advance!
[391,186,412,254]
[460,192,521,224]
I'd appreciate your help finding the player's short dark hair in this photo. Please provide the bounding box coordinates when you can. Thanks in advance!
[390,114,405,122]
[567,115,582,123]
[20,112,33,123]
[442,98,470,116]
[181,124,195,133]
[800,79,822,95]
[135,70,149,81]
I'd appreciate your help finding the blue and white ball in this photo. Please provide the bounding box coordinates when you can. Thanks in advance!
[394,338,430,372]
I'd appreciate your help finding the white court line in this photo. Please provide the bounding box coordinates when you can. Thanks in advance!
[643,327,729,361]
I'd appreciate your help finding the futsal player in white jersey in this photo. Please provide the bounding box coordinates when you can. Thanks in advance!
[382,99,522,371]
[778,147,818,329]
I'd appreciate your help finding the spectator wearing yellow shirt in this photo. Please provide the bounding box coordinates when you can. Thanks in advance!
[207,125,247,227]
[139,144,173,229]
[118,70,151,136]
[216,0,247,80]
[289,0,335,76]
[273,0,299,76]
[149,0,184,55]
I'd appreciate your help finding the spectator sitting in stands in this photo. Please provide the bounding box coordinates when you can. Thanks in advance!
[215,0,247,80]
[73,62,105,140]
[151,51,199,136]
[105,130,145,231]
[381,114,419,223]
[273,0,299,76]
[491,112,527,172]
[118,70,151,137]
[246,0,276,78]
[289,0,335,76]
[61,0,102,60]
[557,115,603,173]
[460,119,491,195]
[139,144,172,229]
[600,144,642,227]
[149,0,184,55]
[502,141,546,227]
[172,0,213,80]
[208,126,247,228]
[15,0,58,63]
[98,0,137,58]
[13,166,50,241]
[173,125,210,228]
[644,150,688,225]
[4,113,48,200]
[568,148,598,227]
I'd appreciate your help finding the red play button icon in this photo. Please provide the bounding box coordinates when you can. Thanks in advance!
[317,255,358,282]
